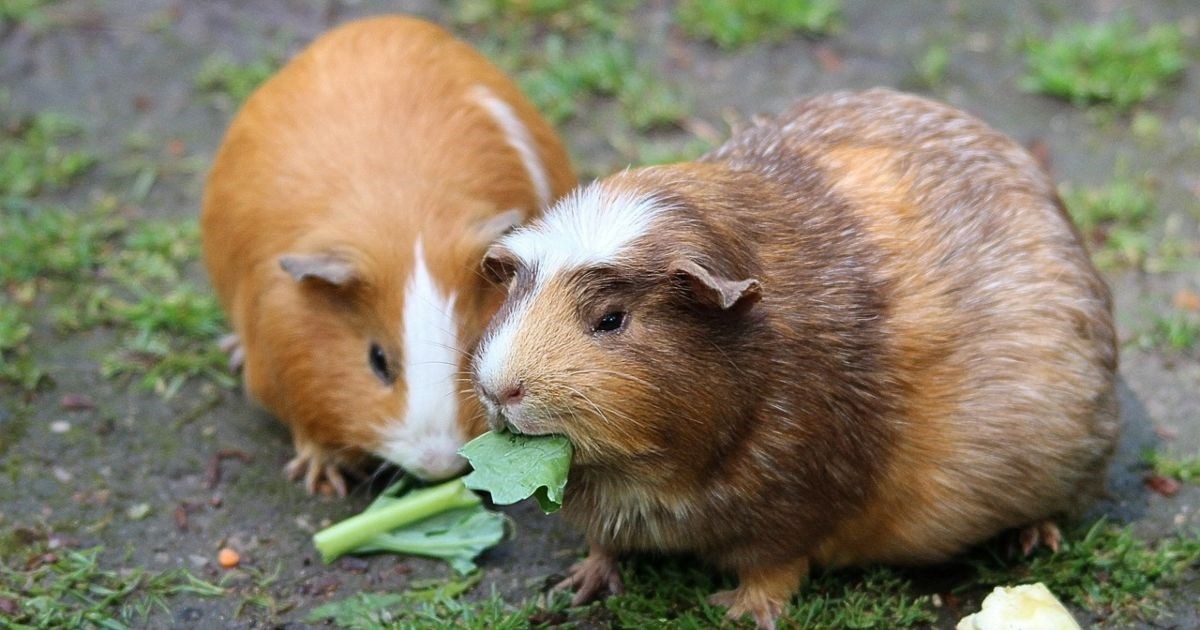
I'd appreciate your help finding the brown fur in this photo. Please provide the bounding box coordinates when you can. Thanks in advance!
[475,89,1117,627]
[201,16,576,491]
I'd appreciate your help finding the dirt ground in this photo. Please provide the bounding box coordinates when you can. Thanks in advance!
[2,1,1199,628]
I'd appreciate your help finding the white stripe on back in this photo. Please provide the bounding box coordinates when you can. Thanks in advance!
[469,84,552,208]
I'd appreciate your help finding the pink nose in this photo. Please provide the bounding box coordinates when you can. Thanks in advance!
[500,382,524,405]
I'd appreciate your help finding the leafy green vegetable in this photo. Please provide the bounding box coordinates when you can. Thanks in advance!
[459,430,573,513]
[312,478,507,573]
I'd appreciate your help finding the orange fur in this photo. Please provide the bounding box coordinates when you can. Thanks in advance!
[201,16,576,492]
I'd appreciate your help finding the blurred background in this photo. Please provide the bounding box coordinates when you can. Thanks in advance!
[2,1,1198,627]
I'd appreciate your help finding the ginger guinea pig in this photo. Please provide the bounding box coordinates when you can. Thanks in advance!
[201,16,576,495]
[472,88,1117,628]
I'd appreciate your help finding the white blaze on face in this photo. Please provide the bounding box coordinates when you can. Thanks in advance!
[469,84,551,209]
[474,183,666,399]
[379,238,468,480]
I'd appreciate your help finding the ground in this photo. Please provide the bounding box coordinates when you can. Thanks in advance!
[1,1,1199,628]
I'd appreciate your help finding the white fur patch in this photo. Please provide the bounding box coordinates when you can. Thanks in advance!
[469,85,551,208]
[379,238,468,480]
[473,291,532,404]
[500,182,666,282]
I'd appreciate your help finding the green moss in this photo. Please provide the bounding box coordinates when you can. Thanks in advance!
[1022,17,1186,111]
[675,0,841,50]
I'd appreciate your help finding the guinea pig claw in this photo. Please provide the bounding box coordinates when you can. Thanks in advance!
[284,452,349,497]
[707,588,782,630]
[552,546,623,606]
[1016,520,1062,556]
[218,334,245,372]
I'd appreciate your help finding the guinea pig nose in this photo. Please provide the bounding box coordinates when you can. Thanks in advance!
[500,382,524,406]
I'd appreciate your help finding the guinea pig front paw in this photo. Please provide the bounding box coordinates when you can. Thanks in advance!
[551,545,623,606]
[1014,520,1063,557]
[708,588,784,630]
[708,556,809,630]
[284,442,355,497]
[218,333,245,372]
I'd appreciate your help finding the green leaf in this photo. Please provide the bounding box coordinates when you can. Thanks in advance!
[458,430,573,513]
[312,478,501,571]
[356,506,508,574]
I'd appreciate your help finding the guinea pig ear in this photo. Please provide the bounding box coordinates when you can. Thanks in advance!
[278,253,359,286]
[670,259,762,311]
[472,209,525,245]
[480,243,518,285]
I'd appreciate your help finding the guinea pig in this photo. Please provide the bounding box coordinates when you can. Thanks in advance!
[472,88,1117,628]
[201,16,576,495]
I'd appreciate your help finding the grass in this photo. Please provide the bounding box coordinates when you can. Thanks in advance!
[675,0,841,50]
[1059,172,1158,270]
[1140,311,1200,353]
[299,517,1200,628]
[914,43,950,89]
[0,110,97,198]
[0,300,43,390]
[454,0,690,136]
[0,195,231,395]
[1022,16,1186,111]
[1147,451,1200,484]
[970,520,1200,622]
[302,561,936,628]
[0,541,224,627]
[0,108,229,396]
[0,0,55,27]
[194,52,281,108]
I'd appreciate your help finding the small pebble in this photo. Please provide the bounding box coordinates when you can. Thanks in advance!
[50,421,71,434]
[52,467,73,483]
[127,503,152,520]
[217,547,240,569]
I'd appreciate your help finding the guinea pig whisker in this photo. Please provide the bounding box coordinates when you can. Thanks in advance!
[560,367,663,394]
[410,360,461,369]
[562,384,618,426]
[427,340,474,361]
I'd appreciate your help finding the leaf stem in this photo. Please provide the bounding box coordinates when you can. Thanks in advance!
[312,478,479,563]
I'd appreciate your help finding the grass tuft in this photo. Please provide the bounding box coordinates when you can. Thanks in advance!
[0,110,97,198]
[194,53,280,107]
[675,0,841,50]
[970,520,1200,622]
[1060,173,1158,270]
[0,542,224,627]
[1022,17,1186,111]
[1147,451,1200,484]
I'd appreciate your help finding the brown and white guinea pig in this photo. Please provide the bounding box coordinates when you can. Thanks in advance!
[472,88,1117,628]
[201,16,576,495]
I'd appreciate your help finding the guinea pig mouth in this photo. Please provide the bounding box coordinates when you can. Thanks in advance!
[486,408,555,436]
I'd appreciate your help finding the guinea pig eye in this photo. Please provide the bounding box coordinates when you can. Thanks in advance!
[368,343,394,384]
[592,310,627,334]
